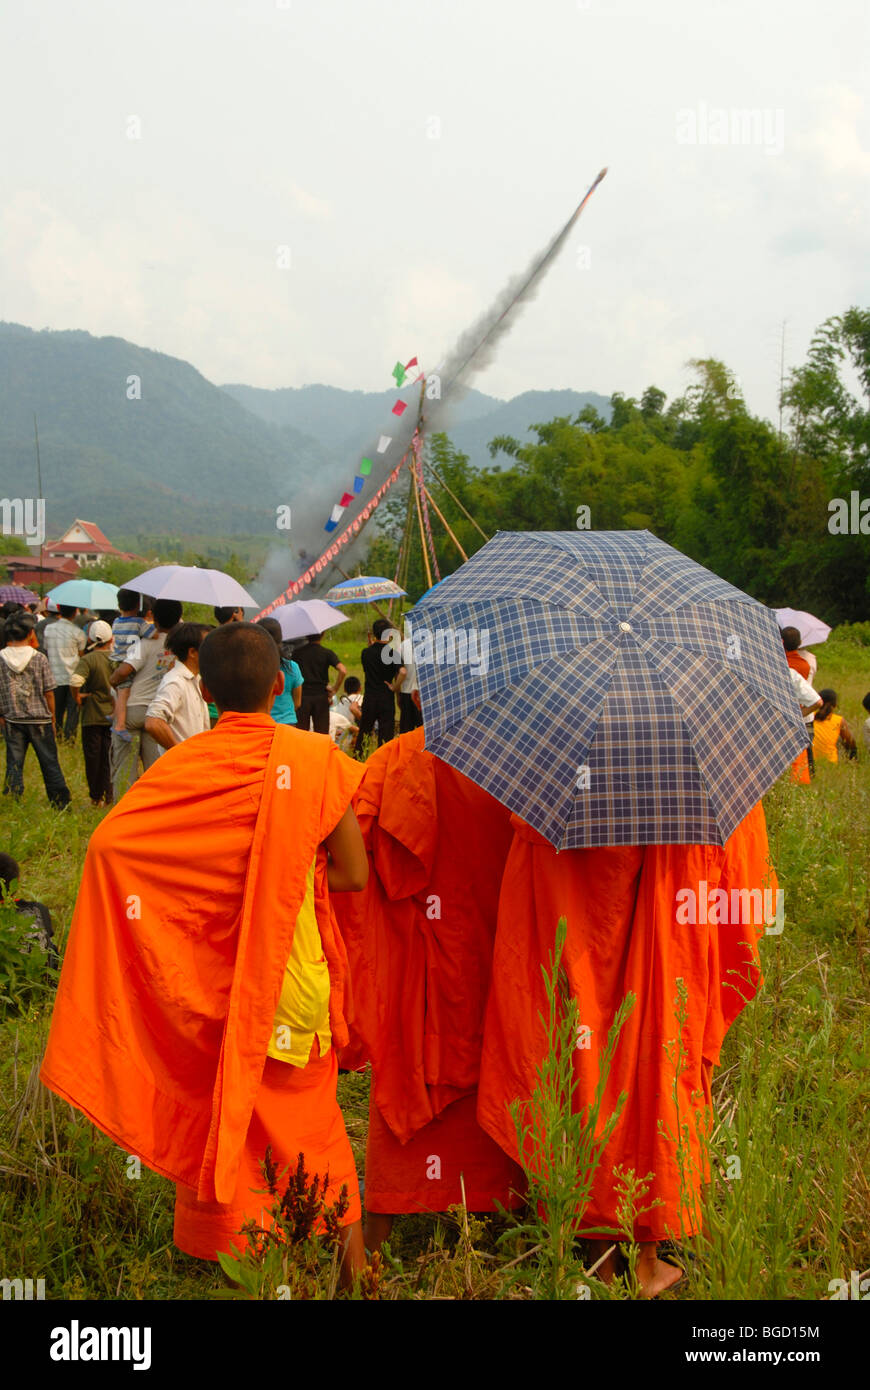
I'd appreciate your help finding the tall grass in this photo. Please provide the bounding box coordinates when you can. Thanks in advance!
[500,918,634,1300]
[0,636,867,1299]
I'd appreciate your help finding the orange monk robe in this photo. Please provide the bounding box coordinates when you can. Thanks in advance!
[478,803,775,1243]
[786,650,811,680]
[333,727,525,1214]
[40,712,365,1259]
[789,749,811,784]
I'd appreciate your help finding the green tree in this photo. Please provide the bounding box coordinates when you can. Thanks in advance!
[783,308,870,482]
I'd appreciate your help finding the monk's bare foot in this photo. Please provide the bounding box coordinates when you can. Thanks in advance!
[586,1241,622,1284]
[636,1242,683,1298]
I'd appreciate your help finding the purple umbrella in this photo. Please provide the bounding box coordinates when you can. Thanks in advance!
[0,585,39,606]
[123,565,257,608]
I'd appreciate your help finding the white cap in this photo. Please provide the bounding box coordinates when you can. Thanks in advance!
[88,620,113,644]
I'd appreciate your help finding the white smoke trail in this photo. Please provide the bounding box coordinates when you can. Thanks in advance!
[253,170,608,605]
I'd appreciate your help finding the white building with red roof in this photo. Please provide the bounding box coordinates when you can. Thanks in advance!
[44,519,142,567]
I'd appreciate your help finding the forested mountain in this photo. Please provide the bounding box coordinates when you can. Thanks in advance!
[3,313,867,624]
[221,381,612,471]
[0,323,609,544]
[0,323,326,538]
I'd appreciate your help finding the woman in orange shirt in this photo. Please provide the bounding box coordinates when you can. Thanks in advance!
[812,689,857,763]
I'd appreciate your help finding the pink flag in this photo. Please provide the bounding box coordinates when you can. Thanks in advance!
[392,400,407,417]
[339,491,353,507]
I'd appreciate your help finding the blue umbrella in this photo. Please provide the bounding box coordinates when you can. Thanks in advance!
[46,579,120,610]
[325,576,407,605]
[407,530,806,849]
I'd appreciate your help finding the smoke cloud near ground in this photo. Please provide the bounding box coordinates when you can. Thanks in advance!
[252,172,606,608]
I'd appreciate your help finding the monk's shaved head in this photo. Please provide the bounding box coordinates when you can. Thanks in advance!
[199,622,279,713]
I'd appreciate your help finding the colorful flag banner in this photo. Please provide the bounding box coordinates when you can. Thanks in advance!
[289,355,426,593]
[393,356,419,389]
[258,454,408,616]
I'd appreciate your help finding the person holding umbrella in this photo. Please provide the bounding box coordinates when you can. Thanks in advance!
[410,530,803,1297]
[295,633,347,735]
[332,687,526,1252]
[109,589,156,738]
[773,607,830,683]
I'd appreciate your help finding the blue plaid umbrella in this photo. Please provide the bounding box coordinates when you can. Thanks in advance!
[406,530,807,848]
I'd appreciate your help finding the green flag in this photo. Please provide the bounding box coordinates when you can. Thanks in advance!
[360,457,373,475]
[392,361,406,388]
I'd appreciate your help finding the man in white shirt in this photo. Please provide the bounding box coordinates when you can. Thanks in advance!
[798,648,817,680]
[789,665,822,777]
[43,605,86,743]
[145,623,211,750]
[398,657,423,734]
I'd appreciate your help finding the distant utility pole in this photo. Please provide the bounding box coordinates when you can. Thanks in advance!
[778,319,787,443]
[34,413,44,596]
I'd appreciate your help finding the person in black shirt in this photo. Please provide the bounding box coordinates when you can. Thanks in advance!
[294,633,347,734]
[358,618,405,750]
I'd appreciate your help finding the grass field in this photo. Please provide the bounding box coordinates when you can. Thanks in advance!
[0,624,867,1300]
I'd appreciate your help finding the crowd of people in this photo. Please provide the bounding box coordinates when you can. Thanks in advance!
[2,592,868,1299]
[780,625,865,778]
[0,596,429,808]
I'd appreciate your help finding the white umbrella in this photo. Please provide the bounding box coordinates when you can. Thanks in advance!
[123,565,257,608]
[773,608,832,648]
[271,600,349,641]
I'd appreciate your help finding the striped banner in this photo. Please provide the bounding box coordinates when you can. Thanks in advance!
[256,455,408,618]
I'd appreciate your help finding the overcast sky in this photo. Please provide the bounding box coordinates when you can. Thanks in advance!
[1,0,867,424]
